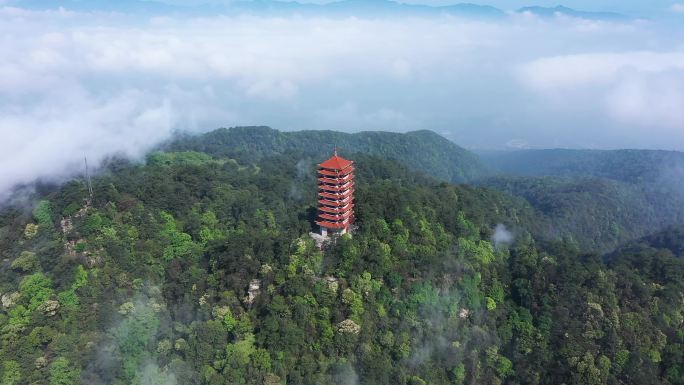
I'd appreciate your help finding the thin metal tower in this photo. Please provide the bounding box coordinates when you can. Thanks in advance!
[84,156,94,200]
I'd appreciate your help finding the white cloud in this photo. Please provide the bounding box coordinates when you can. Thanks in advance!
[606,71,684,129]
[519,52,684,133]
[0,7,684,199]
[671,3,684,13]
[519,52,684,90]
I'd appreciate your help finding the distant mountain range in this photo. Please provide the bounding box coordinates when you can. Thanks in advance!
[517,5,629,20]
[8,0,633,20]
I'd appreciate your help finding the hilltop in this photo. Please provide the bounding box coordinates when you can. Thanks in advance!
[167,126,490,184]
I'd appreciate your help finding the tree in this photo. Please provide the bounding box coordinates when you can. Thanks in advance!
[49,357,80,385]
[1,361,21,385]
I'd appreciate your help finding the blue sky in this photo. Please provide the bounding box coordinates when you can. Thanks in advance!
[1,0,684,197]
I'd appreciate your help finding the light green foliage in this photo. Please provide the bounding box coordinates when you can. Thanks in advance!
[33,200,53,227]
[487,347,514,378]
[4,305,29,334]
[256,209,277,230]
[113,302,161,381]
[49,357,80,385]
[460,273,483,310]
[82,212,105,234]
[72,265,88,290]
[341,288,364,320]
[199,210,222,244]
[58,266,88,311]
[221,309,237,332]
[157,339,172,355]
[649,349,662,363]
[614,349,629,371]
[486,297,497,311]
[1,360,21,385]
[354,272,382,298]
[148,151,214,167]
[160,211,196,261]
[23,223,38,239]
[459,237,496,265]
[225,333,256,368]
[11,251,39,272]
[408,282,439,309]
[19,273,53,312]
[57,291,79,310]
[287,238,323,276]
[452,363,466,384]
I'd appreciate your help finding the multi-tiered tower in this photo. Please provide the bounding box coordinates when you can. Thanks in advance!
[316,151,355,236]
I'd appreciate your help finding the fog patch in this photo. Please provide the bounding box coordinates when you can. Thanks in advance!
[492,224,514,247]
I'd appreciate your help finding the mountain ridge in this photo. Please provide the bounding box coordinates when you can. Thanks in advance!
[167,126,491,183]
[8,0,633,20]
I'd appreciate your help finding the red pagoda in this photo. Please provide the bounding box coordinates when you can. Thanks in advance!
[315,151,355,236]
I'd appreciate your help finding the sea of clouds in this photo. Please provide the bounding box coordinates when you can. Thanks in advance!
[1,4,684,200]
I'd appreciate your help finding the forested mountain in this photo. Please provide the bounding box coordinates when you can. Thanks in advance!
[610,225,684,259]
[477,149,684,251]
[478,149,684,184]
[167,127,490,184]
[167,128,684,252]
[0,129,682,385]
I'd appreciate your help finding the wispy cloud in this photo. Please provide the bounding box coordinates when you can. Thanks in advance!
[671,3,684,13]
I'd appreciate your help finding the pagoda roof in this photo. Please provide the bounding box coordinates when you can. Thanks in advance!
[319,154,353,171]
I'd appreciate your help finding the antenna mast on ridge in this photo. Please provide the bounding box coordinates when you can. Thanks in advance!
[84,156,94,201]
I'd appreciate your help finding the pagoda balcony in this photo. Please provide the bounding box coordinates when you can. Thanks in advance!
[318,175,354,184]
[318,181,354,192]
[316,219,351,229]
[318,189,354,200]
[318,203,353,214]
[318,196,352,207]
[318,166,354,177]
[318,211,353,222]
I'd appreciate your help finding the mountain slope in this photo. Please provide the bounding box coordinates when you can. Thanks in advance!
[478,148,684,184]
[610,225,684,258]
[0,146,681,384]
[168,126,490,183]
[477,149,684,250]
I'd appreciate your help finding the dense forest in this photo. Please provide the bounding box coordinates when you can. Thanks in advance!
[0,128,682,384]
[167,127,488,184]
[478,148,684,251]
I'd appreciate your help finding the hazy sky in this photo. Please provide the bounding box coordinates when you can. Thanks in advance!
[1,1,684,199]
[147,0,684,17]
[150,0,675,14]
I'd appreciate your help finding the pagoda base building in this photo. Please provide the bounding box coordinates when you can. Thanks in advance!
[315,151,355,236]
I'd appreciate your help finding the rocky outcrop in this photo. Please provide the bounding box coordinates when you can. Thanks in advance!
[245,279,261,305]
[1,292,20,308]
[39,300,60,317]
[337,319,361,334]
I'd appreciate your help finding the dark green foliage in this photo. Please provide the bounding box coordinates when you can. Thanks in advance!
[168,126,490,183]
[0,132,681,385]
[478,149,684,252]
